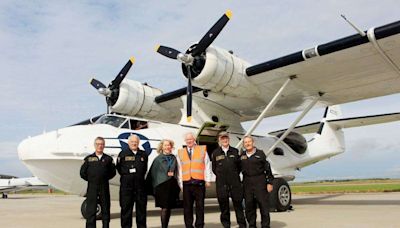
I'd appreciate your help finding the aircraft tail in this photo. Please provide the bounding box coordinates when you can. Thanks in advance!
[269,105,400,136]
[308,105,345,161]
[269,105,400,168]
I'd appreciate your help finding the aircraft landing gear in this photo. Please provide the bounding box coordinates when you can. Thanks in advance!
[2,193,8,199]
[270,178,292,212]
[81,199,102,220]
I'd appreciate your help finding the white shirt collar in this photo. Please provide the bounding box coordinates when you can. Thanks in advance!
[96,153,103,160]
[221,146,229,153]
[246,148,256,157]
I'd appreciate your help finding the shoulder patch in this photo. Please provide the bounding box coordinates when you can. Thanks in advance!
[255,155,261,159]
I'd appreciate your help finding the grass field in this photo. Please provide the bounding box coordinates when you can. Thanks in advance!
[290,179,400,194]
[8,179,400,195]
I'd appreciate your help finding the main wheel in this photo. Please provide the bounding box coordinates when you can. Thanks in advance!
[81,199,102,220]
[270,178,292,212]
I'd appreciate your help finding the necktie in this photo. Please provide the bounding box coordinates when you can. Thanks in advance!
[188,148,192,159]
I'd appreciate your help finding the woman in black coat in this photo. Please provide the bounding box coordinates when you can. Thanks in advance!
[149,139,180,228]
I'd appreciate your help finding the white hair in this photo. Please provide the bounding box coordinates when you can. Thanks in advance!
[184,132,196,140]
[128,134,140,142]
[243,135,254,142]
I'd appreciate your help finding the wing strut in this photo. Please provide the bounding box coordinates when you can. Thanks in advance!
[265,93,323,157]
[367,28,400,76]
[235,76,296,148]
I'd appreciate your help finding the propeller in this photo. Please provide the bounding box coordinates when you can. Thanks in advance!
[89,57,135,112]
[155,10,232,122]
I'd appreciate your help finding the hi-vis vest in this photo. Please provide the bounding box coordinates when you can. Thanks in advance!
[178,145,206,181]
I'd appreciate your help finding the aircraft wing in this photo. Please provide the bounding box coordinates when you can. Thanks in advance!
[244,20,400,117]
[154,20,400,125]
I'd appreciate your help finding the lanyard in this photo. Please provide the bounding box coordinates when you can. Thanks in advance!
[164,156,174,171]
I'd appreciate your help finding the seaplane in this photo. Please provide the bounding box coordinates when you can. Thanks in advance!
[17,10,400,218]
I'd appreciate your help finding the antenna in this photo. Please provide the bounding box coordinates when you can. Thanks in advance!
[340,14,366,37]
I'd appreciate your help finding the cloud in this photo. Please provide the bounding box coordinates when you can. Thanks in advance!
[0,141,19,159]
[0,141,31,177]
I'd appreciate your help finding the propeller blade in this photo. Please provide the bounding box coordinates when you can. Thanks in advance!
[155,45,181,59]
[191,9,232,56]
[109,57,135,89]
[186,66,193,122]
[89,78,107,90]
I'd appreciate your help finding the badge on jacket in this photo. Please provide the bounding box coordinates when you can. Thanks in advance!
[88,157,98,162]
[241,155,247,160]
[125,156,135,161]
[216,155,225,161]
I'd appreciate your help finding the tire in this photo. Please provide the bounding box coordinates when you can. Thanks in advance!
[270,178,291,212]
[81,199,102,220]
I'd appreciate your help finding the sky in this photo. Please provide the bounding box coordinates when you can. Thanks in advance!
[0,0,399,181]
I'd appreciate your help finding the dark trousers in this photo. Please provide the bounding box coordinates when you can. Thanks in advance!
[244,182,270,228]
[217,184,246,228]
[86,184,110,228]
[120,187,147,228]
[183,183,205,228]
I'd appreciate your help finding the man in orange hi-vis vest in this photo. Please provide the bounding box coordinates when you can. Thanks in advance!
[177,132,212,228]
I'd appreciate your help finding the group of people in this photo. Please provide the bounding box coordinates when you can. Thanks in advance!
[80,131,274,228]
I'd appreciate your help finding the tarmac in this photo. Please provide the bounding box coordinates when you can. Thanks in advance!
[0,192,399,228]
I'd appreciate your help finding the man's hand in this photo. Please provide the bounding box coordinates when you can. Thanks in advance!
[205,182,211,188]
[267,184,273,193]
[167,171,174,177]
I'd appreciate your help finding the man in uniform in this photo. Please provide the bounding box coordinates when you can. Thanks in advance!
[240,135,274,228]
[116,134,148,228]
[80,136,116,228]
[177,132,212,228]
[211,131,246,228]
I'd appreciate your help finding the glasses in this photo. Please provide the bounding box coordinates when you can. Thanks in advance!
[95,143,105,145]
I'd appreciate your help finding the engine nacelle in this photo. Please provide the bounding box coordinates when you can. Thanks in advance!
[110,79,181,122]
[189,46,259,97]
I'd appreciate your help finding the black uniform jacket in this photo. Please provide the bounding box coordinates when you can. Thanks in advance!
[212,146,242,186]
[116,149,148,189]
[240,149,274,185]
[80,152,116,185]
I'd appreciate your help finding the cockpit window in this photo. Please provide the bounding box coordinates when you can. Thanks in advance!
[129,119,148,130]
[95,115,127,128]
[121,121,130,129]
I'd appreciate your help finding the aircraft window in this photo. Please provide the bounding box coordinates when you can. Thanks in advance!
[129,119,149,130]
[273,147,284,156]
[121,121,129,129]
[95,115,127,128]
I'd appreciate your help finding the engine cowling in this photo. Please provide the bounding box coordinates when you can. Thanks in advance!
[110,79,181,122]
[186,46,259,97]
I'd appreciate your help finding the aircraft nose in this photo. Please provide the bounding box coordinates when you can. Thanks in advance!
[18,131,58,161]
